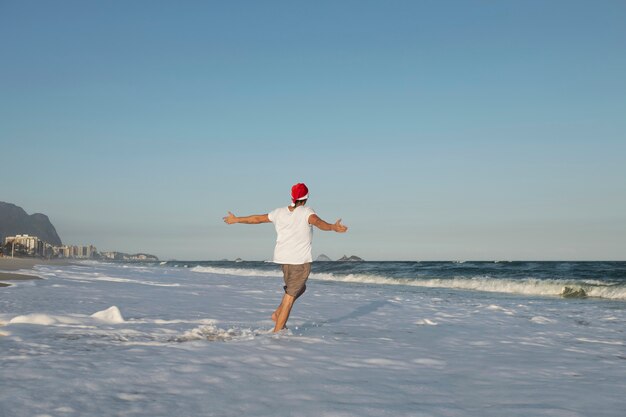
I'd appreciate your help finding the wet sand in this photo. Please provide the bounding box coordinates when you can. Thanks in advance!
[0,258,72,287]
[0,273,42,287]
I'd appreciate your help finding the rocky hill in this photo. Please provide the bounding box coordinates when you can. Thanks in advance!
[0,202,62,246]
[337,255,364,262]
[315,254,333,262]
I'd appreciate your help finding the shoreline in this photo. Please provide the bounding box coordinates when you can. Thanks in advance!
[0,273,43,287]
[0,257,73,287]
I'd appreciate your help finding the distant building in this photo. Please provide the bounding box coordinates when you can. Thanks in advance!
[4,234,44,257]
[56,244,99,259]
[97,251,159,261]
[3,235,99,259]
[3,234,153,261]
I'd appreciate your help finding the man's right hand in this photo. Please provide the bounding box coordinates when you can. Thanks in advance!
[333,219,348,233]
[223,211,238,224]
[309,214,348,232]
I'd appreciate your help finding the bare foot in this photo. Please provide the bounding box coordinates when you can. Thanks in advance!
[271,312,287,330]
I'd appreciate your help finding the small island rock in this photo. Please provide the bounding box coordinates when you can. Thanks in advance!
[337,255,364,262]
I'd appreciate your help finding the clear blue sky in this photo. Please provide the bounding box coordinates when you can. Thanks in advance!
[1,1,625,260]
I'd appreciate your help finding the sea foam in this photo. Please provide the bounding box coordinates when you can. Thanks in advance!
[9,313,59,326]
[91,306,125,323]
[3,261,626,417]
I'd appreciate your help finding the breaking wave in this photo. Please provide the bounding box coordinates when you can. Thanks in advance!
[191,266,626,300]
[313,274,626,300]
[191,266,282,278]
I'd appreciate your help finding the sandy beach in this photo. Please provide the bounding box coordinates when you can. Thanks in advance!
[1,261,625,417]
[0,257,72,286]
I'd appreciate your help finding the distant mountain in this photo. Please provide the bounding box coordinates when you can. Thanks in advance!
[337,255,364,262]
[315,254,332,262]
[0,202,62,246]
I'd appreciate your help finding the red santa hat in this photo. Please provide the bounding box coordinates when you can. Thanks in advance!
[291,183,309,203]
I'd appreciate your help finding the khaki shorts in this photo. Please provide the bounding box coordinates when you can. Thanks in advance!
[282,263,311,299]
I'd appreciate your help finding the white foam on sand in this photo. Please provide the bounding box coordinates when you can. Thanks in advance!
[9,313,84,326]
[414,318,438,326]
[531,316,557,324]
[6,307,126,327]
[91,306,125,323]
[1,262,625,417]
[172,323,258,343]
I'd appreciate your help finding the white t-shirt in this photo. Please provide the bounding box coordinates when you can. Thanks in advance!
[268,206,316,265]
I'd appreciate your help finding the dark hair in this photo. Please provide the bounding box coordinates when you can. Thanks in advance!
[294,199,307,207]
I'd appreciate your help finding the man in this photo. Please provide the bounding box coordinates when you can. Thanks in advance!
[223,183,348,333]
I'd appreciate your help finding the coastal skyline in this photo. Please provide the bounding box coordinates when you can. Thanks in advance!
[2,1,625,261]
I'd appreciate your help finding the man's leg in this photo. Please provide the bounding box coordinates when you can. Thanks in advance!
[271,301,284,323]
[273,293,295,333]
[272,284,305,323]
[272,265,290,323]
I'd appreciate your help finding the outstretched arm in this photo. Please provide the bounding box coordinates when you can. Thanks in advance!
[308,214,348,233]
[223,211,270,225]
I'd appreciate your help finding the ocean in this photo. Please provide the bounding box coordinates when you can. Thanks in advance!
[170,260,626,300]
[1,260,625,416]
